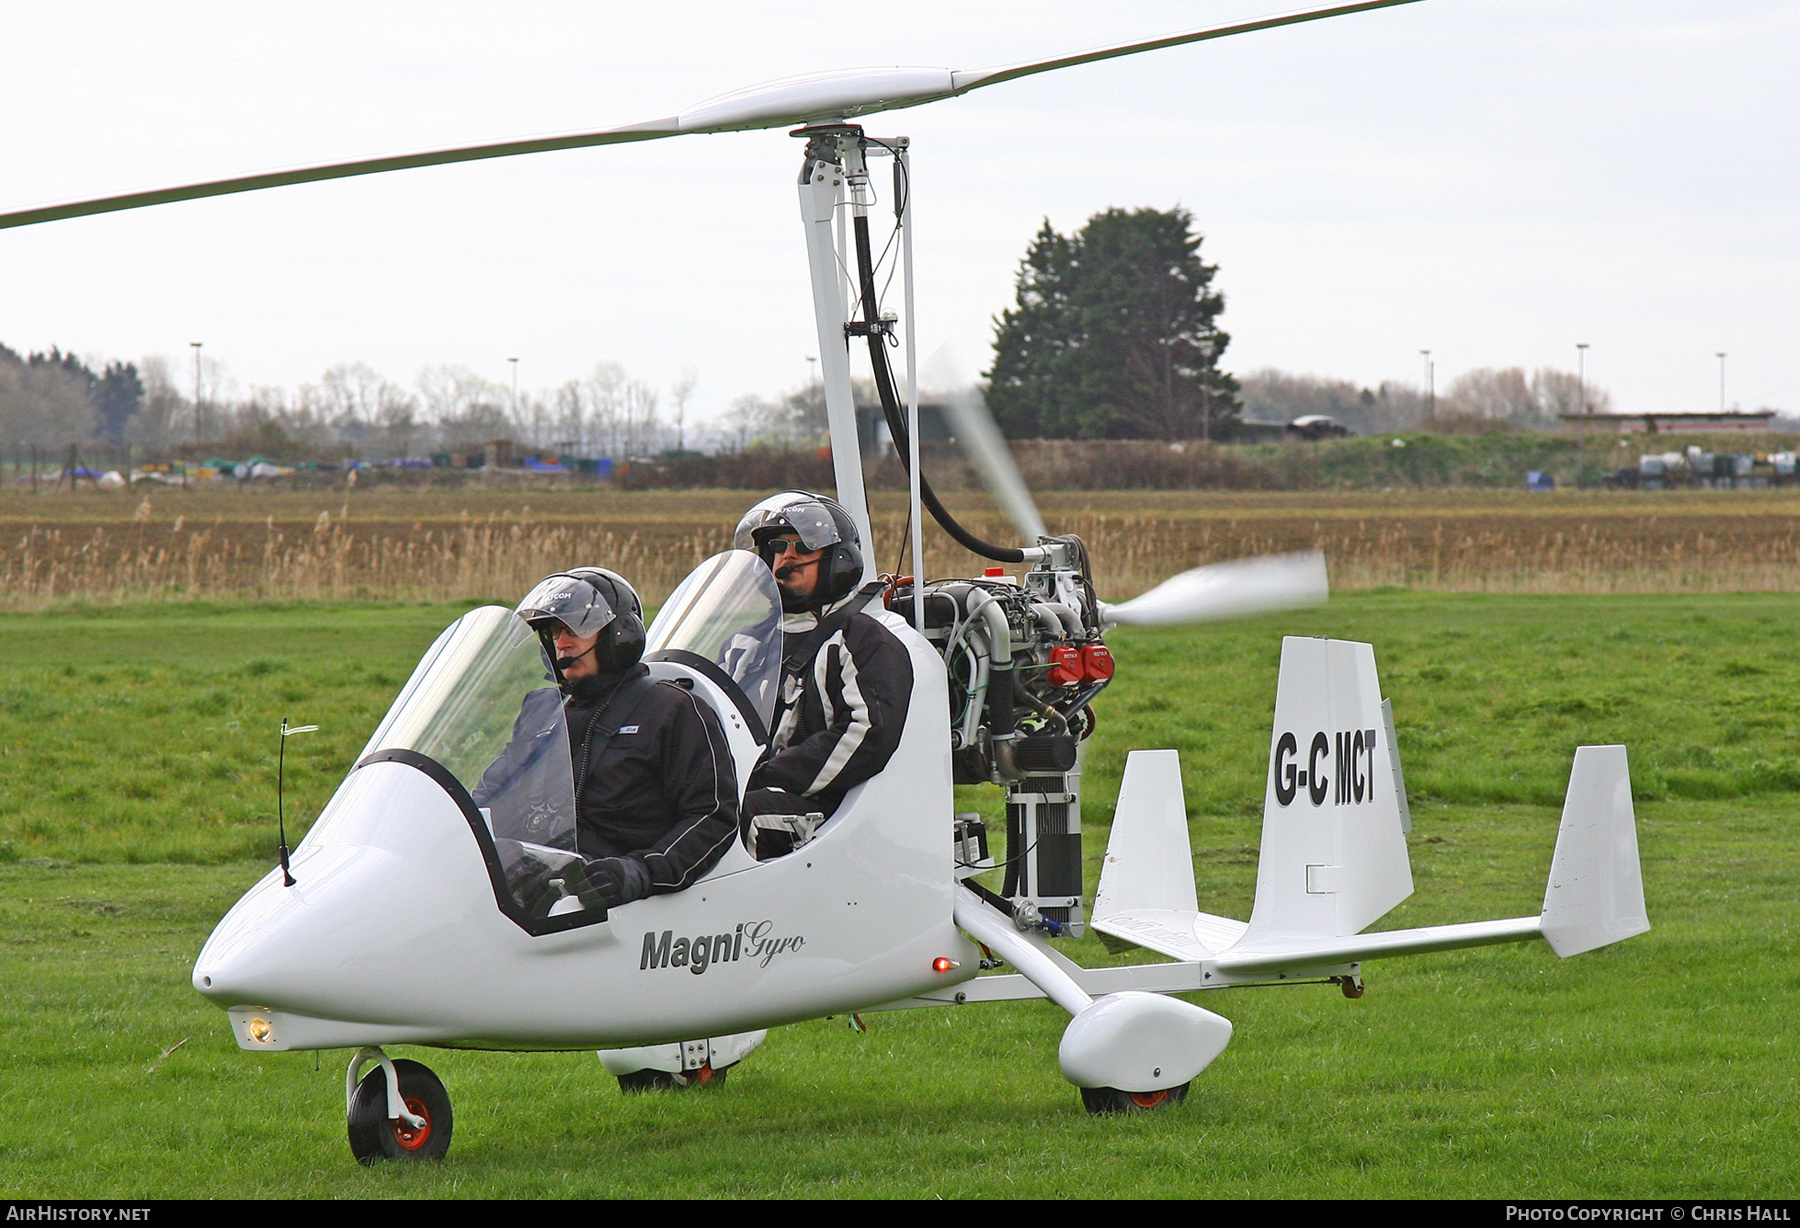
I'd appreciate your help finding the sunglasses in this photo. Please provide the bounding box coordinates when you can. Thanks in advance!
[767,537,818,558]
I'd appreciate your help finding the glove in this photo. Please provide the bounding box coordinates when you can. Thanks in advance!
[583,855,650,908]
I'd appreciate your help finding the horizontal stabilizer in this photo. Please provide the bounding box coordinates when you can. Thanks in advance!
[1091,908,1250,963]
[1540,745,1649,957]
[1210,744,1648,976]
[1213,916,1541,973]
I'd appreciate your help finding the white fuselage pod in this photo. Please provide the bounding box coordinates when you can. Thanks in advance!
[194,610,973,1052]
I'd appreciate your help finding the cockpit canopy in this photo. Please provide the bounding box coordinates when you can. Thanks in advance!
[644,550,782,734]
[352,551,781,934]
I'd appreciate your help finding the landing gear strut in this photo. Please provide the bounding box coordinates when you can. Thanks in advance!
[346,1047,452,1164]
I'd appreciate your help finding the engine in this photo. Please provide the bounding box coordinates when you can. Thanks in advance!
[891,537,1112,937]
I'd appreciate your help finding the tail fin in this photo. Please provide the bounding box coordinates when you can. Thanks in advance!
[1541,745,1650,956]
[1242,637,1413,942]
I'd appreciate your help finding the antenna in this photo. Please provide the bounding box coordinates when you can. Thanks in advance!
[276,718,320,886]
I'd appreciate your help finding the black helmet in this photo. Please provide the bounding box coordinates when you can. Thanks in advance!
[514,567,646,683]
[733,491,863,611]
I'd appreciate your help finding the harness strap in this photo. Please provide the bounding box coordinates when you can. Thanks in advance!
[780,580,886,683]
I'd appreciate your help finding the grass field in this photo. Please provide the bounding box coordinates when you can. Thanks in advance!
[1,591,1796,1196]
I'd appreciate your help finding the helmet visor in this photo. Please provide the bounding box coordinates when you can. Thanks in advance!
[514,575,617,638]
[732,495,842,555]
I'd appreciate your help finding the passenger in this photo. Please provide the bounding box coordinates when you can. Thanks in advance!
[479,568,739,908]
[732,493,914,858]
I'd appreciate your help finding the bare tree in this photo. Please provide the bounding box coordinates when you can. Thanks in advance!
[1445,367,1539,426]
[1238,368,1426,434]
[317,362,415,451]
[574,362,663,458]
[124,355,184,452]
[0,352,95,448]
[1530,367,1613,419]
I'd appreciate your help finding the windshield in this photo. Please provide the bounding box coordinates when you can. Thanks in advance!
[645,551,783,731]
[361,606,601,928]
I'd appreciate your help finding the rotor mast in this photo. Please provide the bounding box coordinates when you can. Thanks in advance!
[796,126,878,582]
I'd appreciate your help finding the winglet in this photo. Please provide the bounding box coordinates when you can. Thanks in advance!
[1540,745,1650,957]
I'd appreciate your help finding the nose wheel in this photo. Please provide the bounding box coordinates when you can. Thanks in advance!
[346,1051,453,1164]
[617,1061,730,1092]
[1079,1082,1191,1115]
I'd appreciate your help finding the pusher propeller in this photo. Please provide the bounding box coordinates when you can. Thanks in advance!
[938,391,1048,545]
[936,375,1329,627]
[1095,551,1328,628]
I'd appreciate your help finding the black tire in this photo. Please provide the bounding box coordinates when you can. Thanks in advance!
[616,1068,679,1093]
[347,1059,453,1164]
[1079,1082,1190,1115]
[616,1063,729,1094]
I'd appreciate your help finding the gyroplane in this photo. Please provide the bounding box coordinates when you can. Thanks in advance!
[3,0,1650,1163]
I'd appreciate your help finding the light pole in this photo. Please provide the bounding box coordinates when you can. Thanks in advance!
[1420,349,1434,421]
[508,357,520,420]
[190,341,204,447]
[1576,343,1589,415]
[1715,352,1727,412]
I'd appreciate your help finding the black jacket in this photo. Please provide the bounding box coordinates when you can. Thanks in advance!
[475,665,739,897]
[564,666,740,894]
[748,604,914,817]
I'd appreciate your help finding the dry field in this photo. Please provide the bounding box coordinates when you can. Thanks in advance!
[5,485,1800,609]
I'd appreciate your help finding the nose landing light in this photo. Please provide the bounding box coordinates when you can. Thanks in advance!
[235,1010,277,1045]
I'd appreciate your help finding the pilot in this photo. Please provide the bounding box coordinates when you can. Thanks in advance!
[488,567,739,908]
[733,492,914,858]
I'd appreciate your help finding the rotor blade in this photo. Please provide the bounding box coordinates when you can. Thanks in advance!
[950,0,1426,95]
[1097,550,1328,628]
[0,118,678,231]
[678,1,1428,132]
[1,0,1422,232]
[938,390,1047,543]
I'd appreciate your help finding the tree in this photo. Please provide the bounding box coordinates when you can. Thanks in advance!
[95,361,143,446]
[1443,366,1613,429]
[0,344,95,447]
[987,207,1238,441]
[1239,369,1427,435]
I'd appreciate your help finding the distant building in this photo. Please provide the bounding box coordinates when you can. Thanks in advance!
[1559,411,1776,434]
[854,402,952,459]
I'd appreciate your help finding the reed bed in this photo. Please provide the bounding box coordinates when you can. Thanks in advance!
[6,488,1800,610]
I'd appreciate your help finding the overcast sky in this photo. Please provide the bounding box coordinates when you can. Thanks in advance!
[2,1,1794,424]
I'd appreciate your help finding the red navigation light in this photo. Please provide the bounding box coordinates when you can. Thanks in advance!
[932,957,958,973]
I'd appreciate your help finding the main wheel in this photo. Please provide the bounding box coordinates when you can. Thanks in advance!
[1079,1082,1190,1115]
[347,1059,453,1164]
[616,1063,729,1094]
[685,1062,728,1088]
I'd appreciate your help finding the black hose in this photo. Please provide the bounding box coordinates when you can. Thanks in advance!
[850,211,1025,564]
